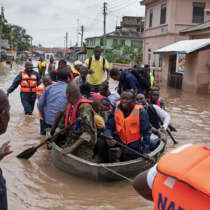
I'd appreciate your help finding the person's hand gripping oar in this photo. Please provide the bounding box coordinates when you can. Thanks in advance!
[16,118,82,160]
[100,133,156,164]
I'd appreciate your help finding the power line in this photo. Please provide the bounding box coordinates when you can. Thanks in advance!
[109,0,140,11]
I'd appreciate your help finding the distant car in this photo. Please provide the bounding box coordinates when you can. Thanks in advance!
[45,53,54,61]
[6,54,15,63]
[1,51,7,60]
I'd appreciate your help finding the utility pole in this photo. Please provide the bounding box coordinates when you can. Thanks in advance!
[0,5,3,63]
[64,32,68,51]
[77,18,79,46]
[80,25,84,51]
[103,2,107,58]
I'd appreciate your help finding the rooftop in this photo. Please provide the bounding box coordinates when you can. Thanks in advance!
[32,47,65,53]
[106,28,142,38]
[140,0,156,5]
[153,39,210,54]
[180,20,210,35]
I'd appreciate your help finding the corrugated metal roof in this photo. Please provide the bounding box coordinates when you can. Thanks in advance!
[153,39,210,54]
[180,20,210,34]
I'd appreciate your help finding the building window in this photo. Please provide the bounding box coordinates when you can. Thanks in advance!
[207,11,210,16]
[120,40,125,45]
[100,39,103,46]
[100,39,107,46]
[160,4,167,25]
[149,9,153,27]
[113,39,118,44]
[148,49,151,63]
[87,40,89,47]
[159,54,162,67]
[137,28,140,32]
[131,40,143,47]
[94,39,95,46]
[193,2,205,23]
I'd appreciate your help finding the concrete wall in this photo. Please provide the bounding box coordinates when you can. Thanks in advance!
[161,50,210,94]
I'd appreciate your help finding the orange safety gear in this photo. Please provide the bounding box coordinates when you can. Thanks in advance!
[36,82,56,119]
[152,144,210,210]
[19,70,38,92]
[114,101,143,145]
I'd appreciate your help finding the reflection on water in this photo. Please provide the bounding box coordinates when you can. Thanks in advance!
[0,61,210,210]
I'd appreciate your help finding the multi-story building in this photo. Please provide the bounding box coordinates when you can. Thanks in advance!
[116,16,144,33]
[140,0,210,67]
[85,27,143,60]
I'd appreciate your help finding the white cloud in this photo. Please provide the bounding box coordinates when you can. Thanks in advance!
[2,0,145,47]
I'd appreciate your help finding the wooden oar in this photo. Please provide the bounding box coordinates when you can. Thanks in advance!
[17,118,82,160]
[100,133,154,162]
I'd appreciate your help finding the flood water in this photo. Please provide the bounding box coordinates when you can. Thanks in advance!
[0,61,210,210]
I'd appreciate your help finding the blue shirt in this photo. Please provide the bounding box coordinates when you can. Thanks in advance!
[7,70,41,100]
[117,70,143,95]
[104,102,151,154]
[37,81,68,125]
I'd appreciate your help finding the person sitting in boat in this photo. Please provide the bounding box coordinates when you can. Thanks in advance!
[136,94,170,134]
[150,87,165,110]
[52,82,97,161]
[98,82,120,108]
[144,89,151,101]
[89,97,105,134]
[79,83,104,102]
[99,98,111,123]
[96,90,157,163]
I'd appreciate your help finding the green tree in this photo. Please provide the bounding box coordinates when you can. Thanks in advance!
[109,42,143,65]
[0,7,33,51]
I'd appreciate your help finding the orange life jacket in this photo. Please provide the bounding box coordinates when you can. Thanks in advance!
[114,101,143,145]
[152,144,210,210]
[19,70,38,92]
[36,82,56,119]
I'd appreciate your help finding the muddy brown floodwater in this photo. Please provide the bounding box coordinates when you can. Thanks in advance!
[0,61,210,210]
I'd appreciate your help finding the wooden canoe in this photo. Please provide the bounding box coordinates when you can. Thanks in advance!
[50,141,165,181]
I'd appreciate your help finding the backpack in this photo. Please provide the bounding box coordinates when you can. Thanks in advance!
[124,65,151,90]
[88,56,106,70]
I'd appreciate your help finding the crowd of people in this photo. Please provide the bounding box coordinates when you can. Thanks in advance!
[0,45,209,209]
[6,46,169,164]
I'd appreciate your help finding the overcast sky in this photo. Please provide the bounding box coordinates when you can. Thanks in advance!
[2,0,145,48]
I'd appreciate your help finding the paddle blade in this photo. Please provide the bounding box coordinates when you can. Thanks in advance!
[168,124,177,132]
[16,147,37,159]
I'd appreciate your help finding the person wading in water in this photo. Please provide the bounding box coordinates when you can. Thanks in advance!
[7,62,41,115]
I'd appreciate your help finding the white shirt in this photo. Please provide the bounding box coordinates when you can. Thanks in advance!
[108,91,120,108]
[152,105,171,130]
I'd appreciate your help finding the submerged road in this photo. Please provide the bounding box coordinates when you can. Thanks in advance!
[0,61,210,210]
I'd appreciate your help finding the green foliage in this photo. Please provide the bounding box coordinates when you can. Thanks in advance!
[109,42,143,65]
[113,58,132,64]
[0,10,32,51]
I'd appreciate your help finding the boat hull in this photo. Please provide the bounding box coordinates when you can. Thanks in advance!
[50,141,165,181]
